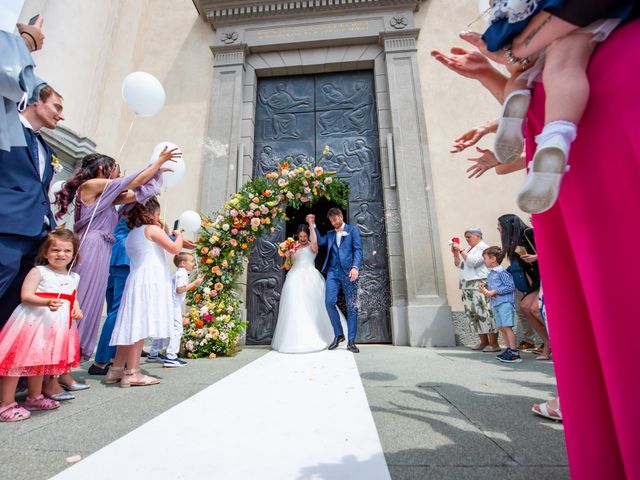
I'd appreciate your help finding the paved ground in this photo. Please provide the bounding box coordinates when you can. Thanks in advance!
[0,346,567,480]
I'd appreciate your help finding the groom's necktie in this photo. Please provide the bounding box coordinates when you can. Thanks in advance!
[26,128,44,179]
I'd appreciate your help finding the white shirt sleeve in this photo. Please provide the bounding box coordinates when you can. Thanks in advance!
[173,269,188,294]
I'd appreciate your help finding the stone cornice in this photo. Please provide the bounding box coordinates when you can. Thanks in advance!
[194,0,423,28]
[210,42,250,66]
[40,124,96,168]
[379,28,419,53]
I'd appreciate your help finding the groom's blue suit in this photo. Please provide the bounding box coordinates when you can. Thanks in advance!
[0,123,56,328]
[315,223,363,341]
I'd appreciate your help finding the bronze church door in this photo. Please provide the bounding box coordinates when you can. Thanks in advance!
[246,71,391,344]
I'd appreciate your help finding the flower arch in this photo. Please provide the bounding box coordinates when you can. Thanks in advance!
[183,159,348,358]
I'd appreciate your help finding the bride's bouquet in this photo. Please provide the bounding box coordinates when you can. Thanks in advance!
[278,237,298,259]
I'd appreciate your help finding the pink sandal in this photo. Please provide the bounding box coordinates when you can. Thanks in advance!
[0,402,31,422]
[24,394,60,411]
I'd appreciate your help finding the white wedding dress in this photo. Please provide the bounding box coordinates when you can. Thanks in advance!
[271,245,346,353]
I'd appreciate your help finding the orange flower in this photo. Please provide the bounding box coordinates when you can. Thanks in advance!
[195,294,201,302]
[201,247,209,254]
[241,243,248,249]
[214,282,224,291]
[196,320,204,328]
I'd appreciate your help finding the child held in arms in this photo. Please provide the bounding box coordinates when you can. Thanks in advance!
[481,246,521,363]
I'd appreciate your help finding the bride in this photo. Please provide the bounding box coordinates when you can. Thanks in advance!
[271,221,346,353]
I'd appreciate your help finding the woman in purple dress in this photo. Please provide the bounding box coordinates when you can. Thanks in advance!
[50,148,179,391]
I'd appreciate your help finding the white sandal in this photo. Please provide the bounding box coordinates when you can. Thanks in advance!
[532,400,562,422]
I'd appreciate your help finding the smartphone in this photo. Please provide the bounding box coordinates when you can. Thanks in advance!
[28,14,40,25]
[173,219,179,231]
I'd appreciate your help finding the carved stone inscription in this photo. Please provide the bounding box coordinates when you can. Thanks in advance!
[247,71,391,344]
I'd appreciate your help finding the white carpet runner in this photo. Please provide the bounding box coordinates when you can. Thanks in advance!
[52,350,391,479]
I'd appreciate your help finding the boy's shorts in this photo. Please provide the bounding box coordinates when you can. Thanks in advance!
[493,302,515,328]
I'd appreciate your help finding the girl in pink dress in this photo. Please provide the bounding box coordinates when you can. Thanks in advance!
[0,229,83,422]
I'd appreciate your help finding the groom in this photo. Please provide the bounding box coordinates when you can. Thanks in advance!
[307,208,363,353]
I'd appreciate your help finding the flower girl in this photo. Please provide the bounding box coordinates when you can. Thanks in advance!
[105,198,183,387]
[0,229,83,422]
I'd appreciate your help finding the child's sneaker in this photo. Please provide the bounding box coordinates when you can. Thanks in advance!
[498,348,523,363]
[164,357,188,368]
[146,354,163,363]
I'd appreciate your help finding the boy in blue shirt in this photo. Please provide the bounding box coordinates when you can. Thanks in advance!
[482,246,521,363]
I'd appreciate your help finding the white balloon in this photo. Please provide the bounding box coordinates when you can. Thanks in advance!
[149,142,185,190]
[121,72,166,117]
[179,210,201,232]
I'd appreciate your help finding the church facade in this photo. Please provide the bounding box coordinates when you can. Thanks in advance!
[19,0,527,347]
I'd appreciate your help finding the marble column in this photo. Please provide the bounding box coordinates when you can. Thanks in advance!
[381,30,455,347]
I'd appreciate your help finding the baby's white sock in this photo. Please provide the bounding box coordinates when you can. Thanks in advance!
[533,121,577,172]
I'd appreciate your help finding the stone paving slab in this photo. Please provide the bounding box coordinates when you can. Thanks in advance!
[0,346,568,480]
[354,346,568,480]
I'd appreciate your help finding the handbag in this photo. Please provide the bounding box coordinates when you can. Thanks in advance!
[507,260,529,293]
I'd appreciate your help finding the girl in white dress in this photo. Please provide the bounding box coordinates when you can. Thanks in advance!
[271,223,345,353]
[105,198,183,387]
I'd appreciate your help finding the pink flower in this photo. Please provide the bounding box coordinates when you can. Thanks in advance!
[302,180,309,187]
[211,247,221,256]
[278,178,287,187]
[314,166,324,176]
[230,209,238,218]
[304,187,311,194]
[247,211,254,218]
[312,180,320,187]
[231,228,238,235]
[324,177,333,185]
[251,217,261,228]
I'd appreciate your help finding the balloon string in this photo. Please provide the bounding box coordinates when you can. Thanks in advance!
[118,115,137,158]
